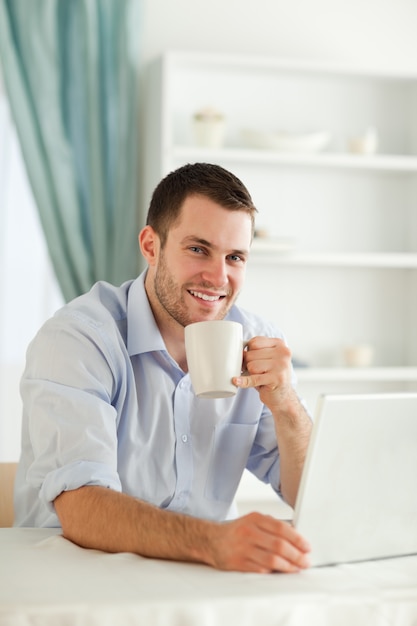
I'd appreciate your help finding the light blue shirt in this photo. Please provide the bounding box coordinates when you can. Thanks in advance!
[15,271,294,527]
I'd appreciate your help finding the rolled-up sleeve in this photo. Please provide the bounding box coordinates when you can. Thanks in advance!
[20,312,123,512]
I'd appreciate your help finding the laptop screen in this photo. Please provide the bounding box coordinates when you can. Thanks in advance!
[293,392,417,567]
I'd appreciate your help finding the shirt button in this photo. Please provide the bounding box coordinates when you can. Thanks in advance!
[181,434,188,443]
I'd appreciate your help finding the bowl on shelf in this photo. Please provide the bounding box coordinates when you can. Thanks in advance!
[241,128,331,153]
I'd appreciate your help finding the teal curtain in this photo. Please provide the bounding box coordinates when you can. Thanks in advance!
[0,0,140,302]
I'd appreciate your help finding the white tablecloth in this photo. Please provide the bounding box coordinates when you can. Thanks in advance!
[1,528,417,626]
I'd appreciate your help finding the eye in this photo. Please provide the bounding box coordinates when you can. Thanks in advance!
[227,254,246,263]
[189,246,205,254]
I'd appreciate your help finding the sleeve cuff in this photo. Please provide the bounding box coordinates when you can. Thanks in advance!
[39,460,122,512]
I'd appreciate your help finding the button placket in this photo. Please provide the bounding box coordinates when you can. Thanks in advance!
[171,377,193,508]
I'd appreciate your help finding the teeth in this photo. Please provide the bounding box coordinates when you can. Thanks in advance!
[189,290,221,302]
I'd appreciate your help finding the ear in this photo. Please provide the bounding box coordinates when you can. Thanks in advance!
[139,225,160,266]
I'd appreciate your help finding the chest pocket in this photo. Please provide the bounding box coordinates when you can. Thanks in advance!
[204,422,258,502]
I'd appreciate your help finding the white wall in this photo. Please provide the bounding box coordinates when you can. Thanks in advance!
[140,0,417,72]
[2,0,417,463]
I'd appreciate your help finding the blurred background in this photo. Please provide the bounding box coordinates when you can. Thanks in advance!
[1,1,417,512]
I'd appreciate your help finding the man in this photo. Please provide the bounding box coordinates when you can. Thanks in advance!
[15,163,312,573]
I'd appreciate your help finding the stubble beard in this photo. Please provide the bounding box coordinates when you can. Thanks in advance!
[153,252,237,328]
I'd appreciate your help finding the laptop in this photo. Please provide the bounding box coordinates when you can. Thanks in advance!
[293,392,417,567]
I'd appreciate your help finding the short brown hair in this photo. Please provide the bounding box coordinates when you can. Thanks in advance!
[146,163,257,247]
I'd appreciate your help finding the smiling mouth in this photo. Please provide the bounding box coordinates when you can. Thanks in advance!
[188,289,226,302]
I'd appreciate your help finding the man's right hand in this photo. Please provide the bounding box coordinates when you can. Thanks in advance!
[207,512,311,574]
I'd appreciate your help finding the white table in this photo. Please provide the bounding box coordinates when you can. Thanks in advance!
[1,528,417,625]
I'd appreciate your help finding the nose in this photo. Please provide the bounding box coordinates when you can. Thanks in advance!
[201,257,228,288]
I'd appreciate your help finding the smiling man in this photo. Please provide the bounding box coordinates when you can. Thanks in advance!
[15,163,312,574]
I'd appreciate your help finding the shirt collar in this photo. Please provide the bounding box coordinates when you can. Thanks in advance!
[127,270,167,356]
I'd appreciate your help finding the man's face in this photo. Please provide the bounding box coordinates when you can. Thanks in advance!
[148,195,252,330]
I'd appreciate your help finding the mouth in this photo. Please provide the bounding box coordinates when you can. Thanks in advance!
[188,289,226,303]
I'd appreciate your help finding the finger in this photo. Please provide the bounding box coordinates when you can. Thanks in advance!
[271,552,310,573]
[245,356,272,375]
[245,552,304,574]
[246,336,286,350]
[246,516,311,570]
[270,536,311,570]
[244,343,292,373]
[233,373,278,391]
[233,375,255,389]
[244,540,310,573]
[246,338,291,360]
[261,517,311,553]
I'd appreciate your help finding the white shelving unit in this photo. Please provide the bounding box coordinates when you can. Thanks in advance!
[171,146,417,172]
[144,51,417,414]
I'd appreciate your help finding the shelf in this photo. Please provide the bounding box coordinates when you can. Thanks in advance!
[171,146,417,173]
[249,248,417,268]
[166,51,417,82]
[295,367,417,382]
[148,51,417,403]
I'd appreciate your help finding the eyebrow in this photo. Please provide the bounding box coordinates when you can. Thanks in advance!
[181,236,249,258]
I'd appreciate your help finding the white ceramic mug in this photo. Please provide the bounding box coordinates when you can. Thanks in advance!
[184,320,243,398]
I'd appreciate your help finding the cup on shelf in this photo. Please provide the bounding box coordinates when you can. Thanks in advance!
[348,127,378,155]
[343,344,374,368]
[192,107,225,149]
